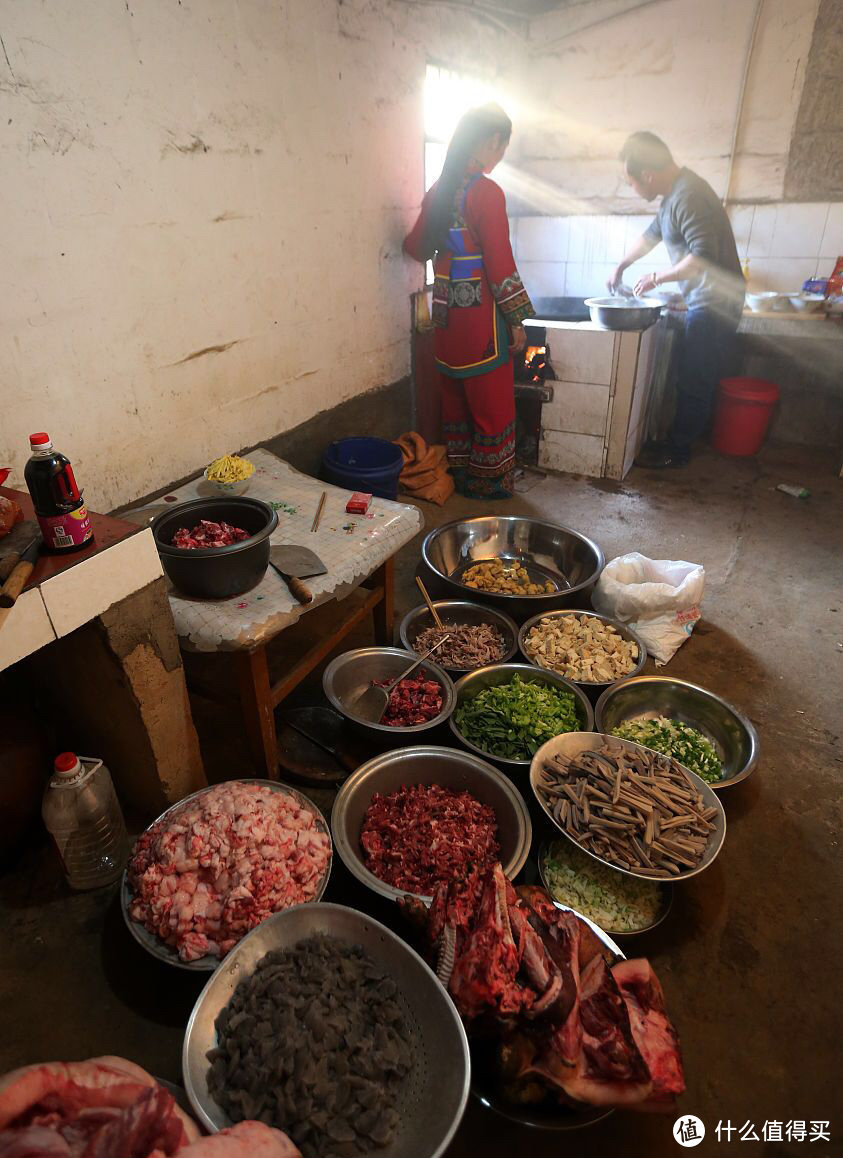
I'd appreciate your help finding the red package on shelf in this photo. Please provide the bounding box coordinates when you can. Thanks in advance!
[346,491,373,514]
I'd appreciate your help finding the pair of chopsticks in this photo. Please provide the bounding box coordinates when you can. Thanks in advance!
[311,491,327,533]
[416,576,445,628]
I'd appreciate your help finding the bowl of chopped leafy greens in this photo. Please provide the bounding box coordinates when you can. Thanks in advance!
[449,664,593,769]
[595,676,758,790]
[538,840,671,935]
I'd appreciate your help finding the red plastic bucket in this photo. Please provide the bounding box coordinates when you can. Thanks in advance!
[712,377,780,456]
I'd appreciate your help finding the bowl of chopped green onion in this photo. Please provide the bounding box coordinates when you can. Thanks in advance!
[538,840,671,935]
[595,676,758,790]
[449,664,593,770]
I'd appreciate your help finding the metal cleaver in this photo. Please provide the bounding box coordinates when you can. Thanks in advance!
[270,544,327,605]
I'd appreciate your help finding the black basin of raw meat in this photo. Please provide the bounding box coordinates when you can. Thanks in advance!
[152,497,278,599]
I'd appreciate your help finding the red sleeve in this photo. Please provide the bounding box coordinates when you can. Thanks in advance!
[403,188,434,262]
[467,178,534,325]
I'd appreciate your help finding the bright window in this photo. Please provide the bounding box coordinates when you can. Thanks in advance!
[423,64,500,283]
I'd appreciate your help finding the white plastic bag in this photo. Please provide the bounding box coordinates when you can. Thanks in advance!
[592,552,705,665]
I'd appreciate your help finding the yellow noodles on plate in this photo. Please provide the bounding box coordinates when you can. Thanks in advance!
[205,454,256,484]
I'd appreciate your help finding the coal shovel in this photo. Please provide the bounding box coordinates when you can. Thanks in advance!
[270,544,327,605]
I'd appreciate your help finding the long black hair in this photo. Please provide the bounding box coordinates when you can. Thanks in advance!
[421,103,512,259]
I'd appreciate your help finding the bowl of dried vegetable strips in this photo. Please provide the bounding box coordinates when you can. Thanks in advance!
[530,731,726,882]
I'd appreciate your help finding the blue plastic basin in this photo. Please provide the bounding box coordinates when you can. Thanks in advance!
[322,437,404,500]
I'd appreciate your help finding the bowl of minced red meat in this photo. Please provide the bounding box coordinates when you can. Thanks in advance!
[330,745,532,902]
[151,496,277,599]
[122,779,332,969]
[322,647,456,741]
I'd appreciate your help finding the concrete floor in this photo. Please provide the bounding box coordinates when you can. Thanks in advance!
[1,441,841,1157]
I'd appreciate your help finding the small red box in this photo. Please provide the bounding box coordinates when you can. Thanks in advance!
[346,491,373,514]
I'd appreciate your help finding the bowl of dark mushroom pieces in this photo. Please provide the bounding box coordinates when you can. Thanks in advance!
[183,902,471,1158]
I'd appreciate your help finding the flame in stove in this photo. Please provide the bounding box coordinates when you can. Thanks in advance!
[524,345,547,382]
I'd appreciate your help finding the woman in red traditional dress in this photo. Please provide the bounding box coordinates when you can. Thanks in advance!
[404,104,534,499]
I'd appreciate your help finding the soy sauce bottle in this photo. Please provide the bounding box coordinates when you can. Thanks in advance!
[24,433,94,553]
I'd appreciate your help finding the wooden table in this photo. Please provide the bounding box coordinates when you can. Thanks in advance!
[126,451,422,778]
[232,557,394,778]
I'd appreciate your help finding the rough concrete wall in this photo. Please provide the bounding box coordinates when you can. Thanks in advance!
[728,0,821,201]
[785,0,843,200]
[515,0,820,212]
[263,375,412,480]
[0,0,517,511]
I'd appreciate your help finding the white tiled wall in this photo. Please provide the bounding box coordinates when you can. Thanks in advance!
[514,203,843,300]
[539,429,605,477]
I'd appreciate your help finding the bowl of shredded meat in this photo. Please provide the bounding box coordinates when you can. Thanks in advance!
[399,599,519,672]
[330,745,532,903]
[122,779,332,970]
[151,496,277,599]
[322,647,456,740]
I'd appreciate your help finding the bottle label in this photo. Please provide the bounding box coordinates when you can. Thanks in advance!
[37,506,93,550]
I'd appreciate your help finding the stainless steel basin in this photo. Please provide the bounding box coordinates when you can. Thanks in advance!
[449,663,594,771]
[421,516,604,622]
[330,745,532,903]
[518,609,648,695]
[594,676,759,790]
[322,647,456,741]
[182,903,470,1156]
[398,600,519,672]
[584,297,663,331]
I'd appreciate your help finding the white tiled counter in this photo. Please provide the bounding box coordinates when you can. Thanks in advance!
[0,518,163,674]
[524,318,667,479]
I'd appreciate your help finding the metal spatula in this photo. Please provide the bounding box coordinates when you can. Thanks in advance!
[270,544,327,605]
[349,636,450,724]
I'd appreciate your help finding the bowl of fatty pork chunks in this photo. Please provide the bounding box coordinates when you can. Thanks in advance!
[330,744,532,904]
[122,779,332,970]
[152,496,277,599]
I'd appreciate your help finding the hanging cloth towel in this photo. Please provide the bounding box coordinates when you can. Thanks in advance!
[393,432,455,506]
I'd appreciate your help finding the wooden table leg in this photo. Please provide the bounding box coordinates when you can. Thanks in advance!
[234,645,278,779]
[370,557,394,645]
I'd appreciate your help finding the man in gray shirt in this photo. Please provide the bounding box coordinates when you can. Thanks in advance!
[609,132,745,467]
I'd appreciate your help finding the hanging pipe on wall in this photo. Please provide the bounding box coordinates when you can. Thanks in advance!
[722,0,766,206]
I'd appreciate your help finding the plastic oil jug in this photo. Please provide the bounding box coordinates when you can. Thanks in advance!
[42,753,128,889]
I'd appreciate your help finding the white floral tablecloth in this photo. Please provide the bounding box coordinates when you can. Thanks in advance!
[130,450,422,651]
